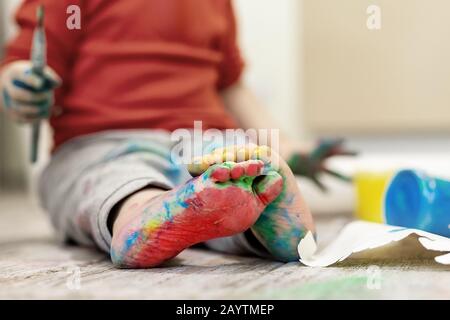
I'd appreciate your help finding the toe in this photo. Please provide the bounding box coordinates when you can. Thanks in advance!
[252,145,272,159]
[254,171,284,205]
[243,160,264,177]
[188,153,222,176]
[211,146,237,163]
[213,144,261,163]
[236,144,258,162]
[188,144,271,177]
[230,163,245,179]
[208,163,231,182]
[188,156,213,176]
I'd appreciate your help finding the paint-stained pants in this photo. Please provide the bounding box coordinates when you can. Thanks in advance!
[38,130,270,258]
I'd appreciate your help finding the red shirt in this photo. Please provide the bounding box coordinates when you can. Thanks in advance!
[3,0,243,148]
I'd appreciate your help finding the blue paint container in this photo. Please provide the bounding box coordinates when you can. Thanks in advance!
[384,169,450,237]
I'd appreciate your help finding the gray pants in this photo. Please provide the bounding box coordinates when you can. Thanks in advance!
[38,130,268,258]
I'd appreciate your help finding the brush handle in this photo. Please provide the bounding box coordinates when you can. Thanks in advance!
[31,122,40,163]
[29,5,46,163]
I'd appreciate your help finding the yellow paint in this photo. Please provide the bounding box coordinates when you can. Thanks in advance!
[145,219,162,232]
[254,145,271,161]
[354,171,394,223]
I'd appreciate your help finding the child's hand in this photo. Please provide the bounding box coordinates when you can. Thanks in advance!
[0,60,61,123]
[287,138,357,191]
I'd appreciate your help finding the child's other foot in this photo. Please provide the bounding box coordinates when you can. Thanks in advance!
[111,160,283,268]
[189,145,315,262]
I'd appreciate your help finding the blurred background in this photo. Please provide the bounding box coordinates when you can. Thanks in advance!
[1,0,450,214]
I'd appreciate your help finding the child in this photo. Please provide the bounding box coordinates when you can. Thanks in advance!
[0,0,316,268]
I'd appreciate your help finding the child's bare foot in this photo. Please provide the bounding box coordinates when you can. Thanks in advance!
[111,160,283,268]
[189,145,315,262]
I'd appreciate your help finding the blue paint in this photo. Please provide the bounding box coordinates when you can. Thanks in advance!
[202,171,210,182]
[164,166,182,184]
[178,200,189,209]
[385,169,450,237]
[290,227,304,240]
[110,248,119,262]
[281,208,294,225]
[2,89,12,109]
[163,201,174,222]
[124,230,140,251]
[177,179,195,200]
[273,236,300,261]
[13,77,54,93]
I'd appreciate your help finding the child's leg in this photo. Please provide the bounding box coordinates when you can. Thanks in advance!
[38,131,187,253]
[188,145,316,262]
[110,160,284,268]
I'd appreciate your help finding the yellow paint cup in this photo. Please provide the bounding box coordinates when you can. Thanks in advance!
[354,171,394,223]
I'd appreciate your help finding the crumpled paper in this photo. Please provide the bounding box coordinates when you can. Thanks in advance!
[298,221,450,266]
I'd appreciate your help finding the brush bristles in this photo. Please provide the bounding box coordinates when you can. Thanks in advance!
[36,5,44,27]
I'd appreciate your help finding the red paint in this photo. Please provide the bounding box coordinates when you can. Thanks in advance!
[256,178,284,205]
[123,186,262,268]
[210,167,230,182]
[230,166,245,179]
[245,162,260,176]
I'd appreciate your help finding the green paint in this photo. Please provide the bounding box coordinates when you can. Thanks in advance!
[251,170,306,262]
[253,276,377,299]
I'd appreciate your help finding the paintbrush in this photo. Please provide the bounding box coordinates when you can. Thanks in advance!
[30,5,46,163]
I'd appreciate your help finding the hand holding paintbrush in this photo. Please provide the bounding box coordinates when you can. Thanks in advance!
[0,5,61,162]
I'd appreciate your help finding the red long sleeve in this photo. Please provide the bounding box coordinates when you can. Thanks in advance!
[2,0,244,149]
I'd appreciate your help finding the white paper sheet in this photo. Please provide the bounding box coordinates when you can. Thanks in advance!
[298,221,450,266]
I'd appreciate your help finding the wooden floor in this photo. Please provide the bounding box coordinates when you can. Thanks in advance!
[0,191,449,299]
